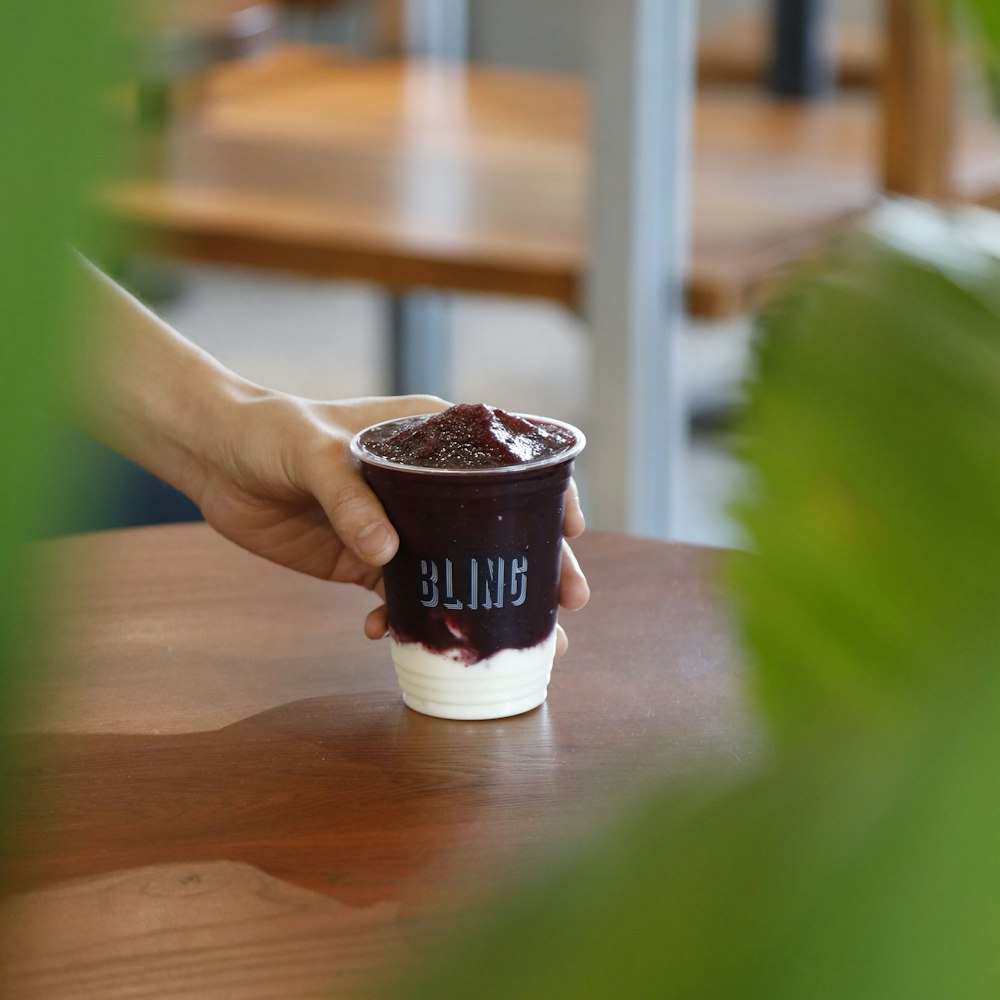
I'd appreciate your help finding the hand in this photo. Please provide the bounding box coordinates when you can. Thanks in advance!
[552,482,589,656]
[73,263,588,650]
[194,391,589,653]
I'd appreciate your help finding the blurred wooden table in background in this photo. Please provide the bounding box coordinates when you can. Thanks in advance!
[1,523,750,998]
[99,33,1000,537]
[104,45,895,320]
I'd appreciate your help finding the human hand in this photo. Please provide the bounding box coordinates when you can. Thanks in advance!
[193,390,589,653]
[74,264,587,649]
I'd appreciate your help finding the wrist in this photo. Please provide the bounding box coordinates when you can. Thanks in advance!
[75,262,251,503]
[193,374,324,509]
[166,363,277,506]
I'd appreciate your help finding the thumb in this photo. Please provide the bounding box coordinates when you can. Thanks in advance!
[311,462,399,566]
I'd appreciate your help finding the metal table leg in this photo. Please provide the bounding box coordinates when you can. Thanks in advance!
[403,0,468,61]
[586,0,696,536]
[771,0,833,98]
[384,0,466,400]
[388,291,451,398]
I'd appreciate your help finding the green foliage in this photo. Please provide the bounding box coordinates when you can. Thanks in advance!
[395,696,1000,999]
[400,11,1000,992]
[0,2,122,843]
[384,13,1000,991]
[391,201,1000,998]
[732,203,1000,743]
[948,0,1000,112]
[2,2,999,995]
[956,0,1000,63]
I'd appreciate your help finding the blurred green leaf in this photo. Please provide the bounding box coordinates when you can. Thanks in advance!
[394,682,1000,999]
[0,0,123,863]
[947,0,1000,102]
[953,0,1000,62]
[391,201,1000,997]
[732,203,1000,743]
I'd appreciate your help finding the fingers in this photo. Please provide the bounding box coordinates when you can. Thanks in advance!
[555,624,569,658]
[386,394,450,417]
[558,539,590,611]
[303,397,453,567]
[336,394,450,432]
[310,466,399,567]
[365,603,388,639]
[554,538,587,659]
[563,478,585,538]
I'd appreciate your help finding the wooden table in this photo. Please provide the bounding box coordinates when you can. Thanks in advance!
[106,43,1000,316]
[102,34,1000,537]
[1,523,751,999]
[104,46,885,320]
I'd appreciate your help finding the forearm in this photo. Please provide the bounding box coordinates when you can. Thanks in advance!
[72,258,264,504]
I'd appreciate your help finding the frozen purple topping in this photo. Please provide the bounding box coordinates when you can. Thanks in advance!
[360,403,576,470]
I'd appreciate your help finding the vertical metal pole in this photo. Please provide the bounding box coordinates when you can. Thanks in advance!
[770,0,833,99]
[388,292,451,398]
[404,0,468,60]
[382,1,466,401]
[586,0,695,536]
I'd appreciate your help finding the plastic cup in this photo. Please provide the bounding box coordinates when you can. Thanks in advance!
[350,414,585,720]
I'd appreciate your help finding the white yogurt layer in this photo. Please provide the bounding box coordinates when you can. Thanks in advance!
[390,630,557,720]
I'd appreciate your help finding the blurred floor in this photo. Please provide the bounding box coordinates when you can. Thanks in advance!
[155,262,750,549]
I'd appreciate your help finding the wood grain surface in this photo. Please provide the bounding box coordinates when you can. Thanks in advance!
[2,524,752,999]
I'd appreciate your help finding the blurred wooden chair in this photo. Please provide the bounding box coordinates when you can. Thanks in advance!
[697,0,1000,206]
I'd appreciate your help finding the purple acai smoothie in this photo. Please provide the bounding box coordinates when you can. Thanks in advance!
[355,404,581,665]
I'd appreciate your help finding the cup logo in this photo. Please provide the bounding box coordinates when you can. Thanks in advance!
[419,556,528,611]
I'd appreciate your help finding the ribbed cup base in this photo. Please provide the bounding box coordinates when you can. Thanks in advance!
[391,631,557,721]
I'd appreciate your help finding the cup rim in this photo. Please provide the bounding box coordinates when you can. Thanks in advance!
[349,412,586,477]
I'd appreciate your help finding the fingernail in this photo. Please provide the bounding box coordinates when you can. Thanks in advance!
[357,521,393,560]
